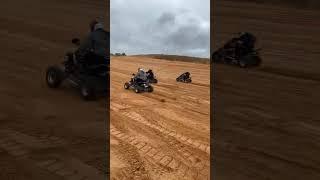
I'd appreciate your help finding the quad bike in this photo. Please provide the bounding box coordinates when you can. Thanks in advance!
[146,69,158,83]
[176,72,192,83]
[46,38,109,100]
[212,32,262,68]
[124,75,153,93]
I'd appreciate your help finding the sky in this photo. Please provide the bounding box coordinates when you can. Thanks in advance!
[110,0,210,58]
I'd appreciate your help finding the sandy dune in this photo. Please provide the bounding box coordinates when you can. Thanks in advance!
[110,56,210,179]
[213,1,320,179]
[0,0,109,179]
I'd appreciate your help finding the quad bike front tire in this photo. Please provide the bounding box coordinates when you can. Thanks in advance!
[148,86,153,92]
[239,60,247,68]
[124,82,130,89]
[182,78,192,83]
[46,66,64,88]
[239,54,261,68]
[80,84,96,101]
[134,88,140,93]
[253,56,262,66]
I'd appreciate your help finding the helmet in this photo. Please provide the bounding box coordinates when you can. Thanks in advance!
[239,32,246,36]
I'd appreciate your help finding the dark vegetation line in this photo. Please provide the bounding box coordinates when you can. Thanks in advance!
[131,54,210,64]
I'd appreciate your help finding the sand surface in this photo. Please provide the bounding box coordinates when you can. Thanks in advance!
[213,1,320,179]
[110,56,210,179]
[0,0,109,179]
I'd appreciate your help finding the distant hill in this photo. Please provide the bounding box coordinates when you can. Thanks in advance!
[133,54,210,64]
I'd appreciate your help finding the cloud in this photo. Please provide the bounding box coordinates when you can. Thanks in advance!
[111,0,210,58]
[157,12,176,26]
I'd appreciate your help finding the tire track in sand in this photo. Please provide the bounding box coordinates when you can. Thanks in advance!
[0,129,103,180]
[110,103,210,155]
[110,125,210,180]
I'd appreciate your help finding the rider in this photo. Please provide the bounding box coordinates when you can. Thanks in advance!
[133,68,147,84]
[75,18,110,68]
[178,72,190,80]
[239,32,256,49]
[225,32,256,60]
[146,69,154,79]
[184,72,190,80]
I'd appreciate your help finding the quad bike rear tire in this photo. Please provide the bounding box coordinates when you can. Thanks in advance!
[253,56,262,66]
[46,66,64,88]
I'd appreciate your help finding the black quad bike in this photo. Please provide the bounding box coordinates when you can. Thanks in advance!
[212,32,262,68]
[146,69,158,83]
[124,75,153,93]
[176,72,192,83]
[46,38,109,100]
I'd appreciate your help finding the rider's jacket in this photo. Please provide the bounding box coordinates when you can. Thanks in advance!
[135,70,147,81]
[77,23,110,59]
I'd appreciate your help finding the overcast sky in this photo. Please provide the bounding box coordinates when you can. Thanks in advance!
[111,0,210,58]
